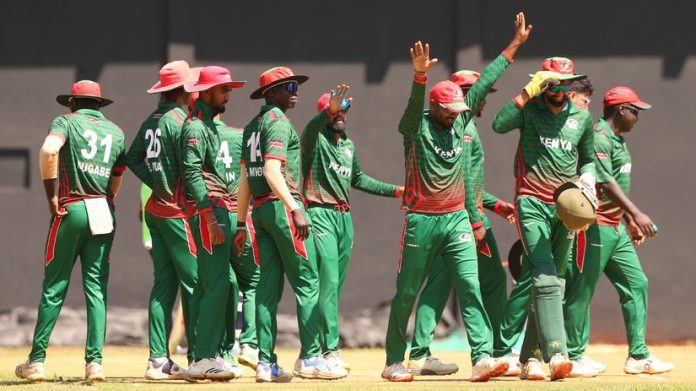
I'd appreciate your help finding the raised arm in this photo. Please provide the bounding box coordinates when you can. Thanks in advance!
[301,85,352,172]
[351,148,400,198]
[399,41,437,136]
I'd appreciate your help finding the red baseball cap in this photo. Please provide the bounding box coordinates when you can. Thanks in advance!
[184,66,246,93]
[148,61,201,94]
[529,57,586,81]
[429,81,470,113]
[450,70,496,92]
[56,80,113,107]
[603,86,652,110]
[250,66,309,100]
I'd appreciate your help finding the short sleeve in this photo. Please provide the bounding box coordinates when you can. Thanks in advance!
[594,133,614,183]
[49,116,69,139]
[264,120,291,161]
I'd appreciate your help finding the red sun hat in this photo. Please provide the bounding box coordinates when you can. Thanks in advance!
[603,86,652,110]
[184,66,246,93]
[429,80,470,113]
[250,66,309,100]
[147,61,201,94]
[56,80,113,107]
[316,92,331,113]
[528,57,586,80]
[450,70,496,92]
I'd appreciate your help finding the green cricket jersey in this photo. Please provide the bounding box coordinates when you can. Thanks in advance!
[49,109,126,207]
[301,110,398,206]
[464,119,502,212]
[242,104,302,202]
[492,95,595,203]
[126,102,187,218]
[180,100,234,214]
[215,118,243,205]
[398,53,511,223]
[594,118,632,226]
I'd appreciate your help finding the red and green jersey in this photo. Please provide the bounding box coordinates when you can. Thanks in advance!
[126,102,187,218]
[215,118,243,210]
[49,109,126,207]
[301,111,398,206]
[241,104,302,201]
[464,119,502,211]
[399,53,511,224]
[594,118,632,226]
[180,100,234,214]
[492,96,595,203]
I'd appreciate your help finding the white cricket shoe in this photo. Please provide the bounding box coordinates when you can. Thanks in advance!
[15,360,46,382]
[519,358,546,381]
[144,358,187,380]
[569,358,600,378]
[238,344,259,370]
[498,355,522,376]
[217,356,244,379]
[187,358,235,381]
[471,356,508,382]
[549,353,573,381]
[85,362,106,381]
[624,355,675,374]
[578,355,606,373]
[381,361,413,382]
[293,356,348,380]
[256,361,293,383]
[408,355,458,375]
[324,350,352,371]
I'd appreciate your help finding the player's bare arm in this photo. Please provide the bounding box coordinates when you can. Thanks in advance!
[39,133,67,216]
[263,158,309,240]
[600,180,656,239]
[233,162,251,256]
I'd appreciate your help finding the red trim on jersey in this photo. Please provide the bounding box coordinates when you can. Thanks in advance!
[413,74,428,85]
[264,154,286,161]
[112,165,126,175]
[170,109,184,125]
[501,50,515,63]
[471,220,484,230]
[576,230,586,272]
[247,213,261,266]
[183,217,197,257]
[397,214,409,273]
[479,242,493,258]
[284,207,308,260]
[513,95,525,108]
[199,213,213,255]
[45,216,62,265]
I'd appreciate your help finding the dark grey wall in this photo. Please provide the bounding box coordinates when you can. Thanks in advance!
[1,0,694,342]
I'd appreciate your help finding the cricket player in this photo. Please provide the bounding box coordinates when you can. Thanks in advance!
[213,113,261,371]
[233,67,348,382]
[563,86,674,375]
[408,70,516,377]
[180,66,246,380]
[491,56,595,381]
[16,81,125,382]
[302,89,404,371]
[382,12,531,383]
[125,60,197,380]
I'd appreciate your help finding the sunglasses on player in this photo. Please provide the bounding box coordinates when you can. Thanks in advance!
[621,105,639,116]
[547,84,570,93]
[279,81,298,93]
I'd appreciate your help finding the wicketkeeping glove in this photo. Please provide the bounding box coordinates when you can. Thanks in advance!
[524,71,561,98]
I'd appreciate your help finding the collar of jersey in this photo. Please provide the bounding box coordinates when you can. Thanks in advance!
[192,99,217,121]
[322,126,347,143]
[158,101,181,112]
[260,104,284,116]
[596,117,624,143]
[76,108,105,119]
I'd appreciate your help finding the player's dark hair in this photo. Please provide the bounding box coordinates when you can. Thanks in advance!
[69,98,101,112]
[603,105,620,119]
[161,87,186,103]
[570,78,594,96]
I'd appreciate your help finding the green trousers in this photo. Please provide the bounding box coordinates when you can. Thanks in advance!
[144,212,198,361]
[494,255,532,357]
[221,211,259,351]
[30,200,114,364]
[564,223,649,360]
[410,214,508,360]
[385,210,492,365]
[515,196,574,362]
[187,207,237,360]
[307,205,354,353]
[251,200,322,363]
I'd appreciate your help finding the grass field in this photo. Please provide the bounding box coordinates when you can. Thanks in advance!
[1,345,695,390]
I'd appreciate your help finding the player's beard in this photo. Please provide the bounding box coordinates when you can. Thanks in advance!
[545,93,566,108]
[331,120,346,133]
[215,106,226,115]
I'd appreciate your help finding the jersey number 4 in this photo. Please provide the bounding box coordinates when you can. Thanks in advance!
[80,129,113,163]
